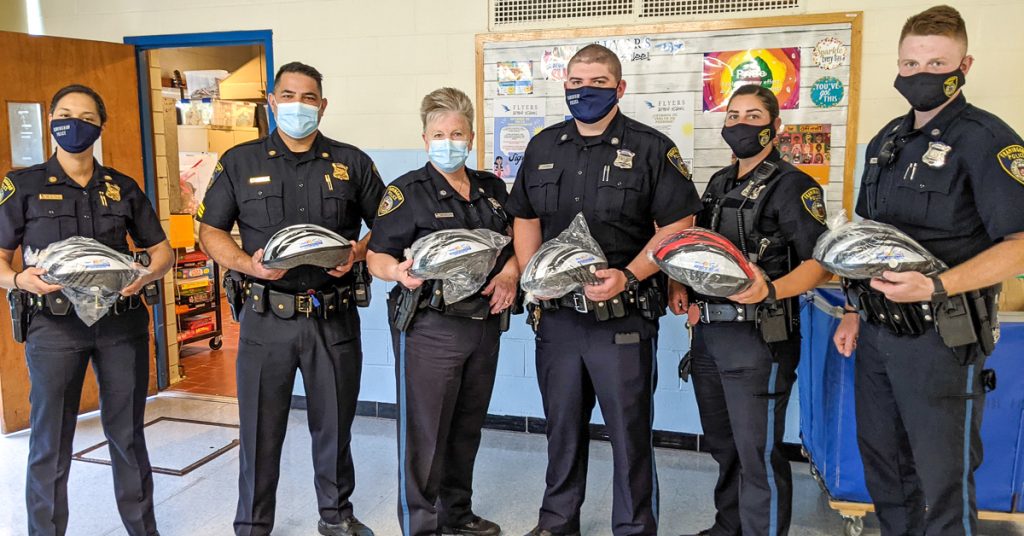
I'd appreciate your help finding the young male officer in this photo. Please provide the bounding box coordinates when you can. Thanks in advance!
[833,6,1024,535]
[506,44,703,536]
[198,62,384,536]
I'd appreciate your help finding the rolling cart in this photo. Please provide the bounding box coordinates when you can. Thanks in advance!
[798,288,1024,535]
[174,250,223,350]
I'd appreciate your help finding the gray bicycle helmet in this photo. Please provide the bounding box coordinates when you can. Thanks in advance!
[262,224,352,270]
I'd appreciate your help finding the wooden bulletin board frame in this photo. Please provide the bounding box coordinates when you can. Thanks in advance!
[475,12,864,215]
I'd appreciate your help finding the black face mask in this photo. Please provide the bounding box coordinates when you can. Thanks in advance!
[721,122,776,159]
[894,68,965,112]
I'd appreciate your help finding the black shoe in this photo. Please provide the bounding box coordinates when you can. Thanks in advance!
[441,516,501,535]
[318,516,375,536]
[679,531,712,536]
[523,527,580,536]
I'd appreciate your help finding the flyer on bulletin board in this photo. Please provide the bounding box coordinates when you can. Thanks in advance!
[496,61,534,95]
[493,99,546,183]
[702,48,801,112]
[634,93,695,170]
[778,124,831,184]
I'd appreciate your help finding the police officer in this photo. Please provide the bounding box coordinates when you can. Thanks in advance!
[0,85,173,536]
[670,85,831,536]
[366,87,516,536]
[832,6,1024,535]
[197,62,384,536]
[506,44,703,536]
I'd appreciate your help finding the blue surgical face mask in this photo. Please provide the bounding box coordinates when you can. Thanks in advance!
[51,118,102,154]
[428,139,470,173]
[565,86,619,124]
[274,101,320,139]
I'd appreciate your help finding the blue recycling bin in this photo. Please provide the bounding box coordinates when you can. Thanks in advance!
[798,288,1024,513]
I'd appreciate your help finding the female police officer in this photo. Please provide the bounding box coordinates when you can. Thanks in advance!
[366,87,517,536]
[670,85,830,536]
[0,85,173,536]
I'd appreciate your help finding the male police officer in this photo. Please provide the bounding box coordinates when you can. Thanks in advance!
[198,62,384,536]
[833,6,1024,535]
[506,44,703,536]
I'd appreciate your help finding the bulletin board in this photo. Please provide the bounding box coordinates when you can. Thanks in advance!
[476,12,863,216]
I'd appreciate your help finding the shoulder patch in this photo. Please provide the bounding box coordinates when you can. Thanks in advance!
[377,185,405,217]
[801,187,827,225]
[997,144,1024,186]
[0,177,15,207]
[666,147,691,180]
[210,161,224,187]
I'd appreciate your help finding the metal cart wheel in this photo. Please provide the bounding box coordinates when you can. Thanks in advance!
[209,336,223,350]
[842,515,864,536]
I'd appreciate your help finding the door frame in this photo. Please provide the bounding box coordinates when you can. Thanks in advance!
[123,30,274,389]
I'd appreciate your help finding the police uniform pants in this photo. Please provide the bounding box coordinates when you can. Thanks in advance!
[855,322,986,536]
[233,305,363,536]
[534,308,660,536]
[690,322,799,536]
[24,308,157,536]
[390,309,501,536]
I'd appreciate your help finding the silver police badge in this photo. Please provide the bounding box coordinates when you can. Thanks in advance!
[613,149,634,169]
[922,142,952,168]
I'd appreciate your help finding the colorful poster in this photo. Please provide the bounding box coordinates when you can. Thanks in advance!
[702,48,801,112]
[634,93,695,169]
[812,37,847,70]
[493,99,546,183]
[811,76,845,108]
[778,124,831,184]
[497,61,534,95]
[541,45,577,81]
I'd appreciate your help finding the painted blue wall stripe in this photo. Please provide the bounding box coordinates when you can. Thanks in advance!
[962,363,975,536]
[398,331,411,535]
[765,362,780,535]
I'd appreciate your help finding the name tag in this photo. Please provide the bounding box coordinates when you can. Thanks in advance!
[538,163,554,170]
[248,176,271,184]
[435,212,455,219]
[38,193,63,201]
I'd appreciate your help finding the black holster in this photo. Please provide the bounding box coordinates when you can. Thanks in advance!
[636,277,668,321]
[223,273,243,321]
[757,300,792,344]
[352,261,372,308]
[7,289,31,343]
[391,285,424,332]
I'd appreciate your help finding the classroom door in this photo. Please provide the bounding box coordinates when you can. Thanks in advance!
[0,30,154,434]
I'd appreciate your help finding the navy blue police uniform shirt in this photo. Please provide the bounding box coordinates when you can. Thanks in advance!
[505,110,703,268]
[0,155,166,256]
[700,150,828,267]
[368,164,513,289]
[197,130,385,293]
[857,93,1024,267]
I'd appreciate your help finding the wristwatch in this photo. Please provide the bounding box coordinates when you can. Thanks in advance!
[930,275,948,303]
[622,268,640,293]
[763,279,777,304]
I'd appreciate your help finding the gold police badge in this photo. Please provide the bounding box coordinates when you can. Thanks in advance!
[613,149,635,169]
[104,182,121,202]
[922,142,952,168]
[332,163,350,181]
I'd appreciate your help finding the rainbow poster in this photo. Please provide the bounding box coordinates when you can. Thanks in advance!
[702,48,801,112]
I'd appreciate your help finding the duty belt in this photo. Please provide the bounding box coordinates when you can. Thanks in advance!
[33,291,146,316]
[551,290,633,321]
[694,302,760,323]
[245,281,354,320]
[845,283,935,337]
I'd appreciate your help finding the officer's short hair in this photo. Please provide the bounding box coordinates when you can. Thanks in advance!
[727,85,780,122]
[420,87,474,133]
[274,61,324,95]
[900,5,968,49]
[49,84,107,125]
[567,44,622,82]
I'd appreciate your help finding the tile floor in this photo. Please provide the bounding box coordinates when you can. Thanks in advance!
[2,396,1023,536]
[170,297,239,398]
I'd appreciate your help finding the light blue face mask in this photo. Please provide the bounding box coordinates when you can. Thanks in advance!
[428,139,470,173]
[275,101,320,139]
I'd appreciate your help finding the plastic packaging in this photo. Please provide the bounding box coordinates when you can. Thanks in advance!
[262,224,352,270]
[649,227,756,297]
[407,228,511,304]
[23,237,147,326]
[813,211,947,279]
[520,213,608,303]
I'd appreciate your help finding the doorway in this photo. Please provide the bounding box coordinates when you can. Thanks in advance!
[125,31,275,398]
